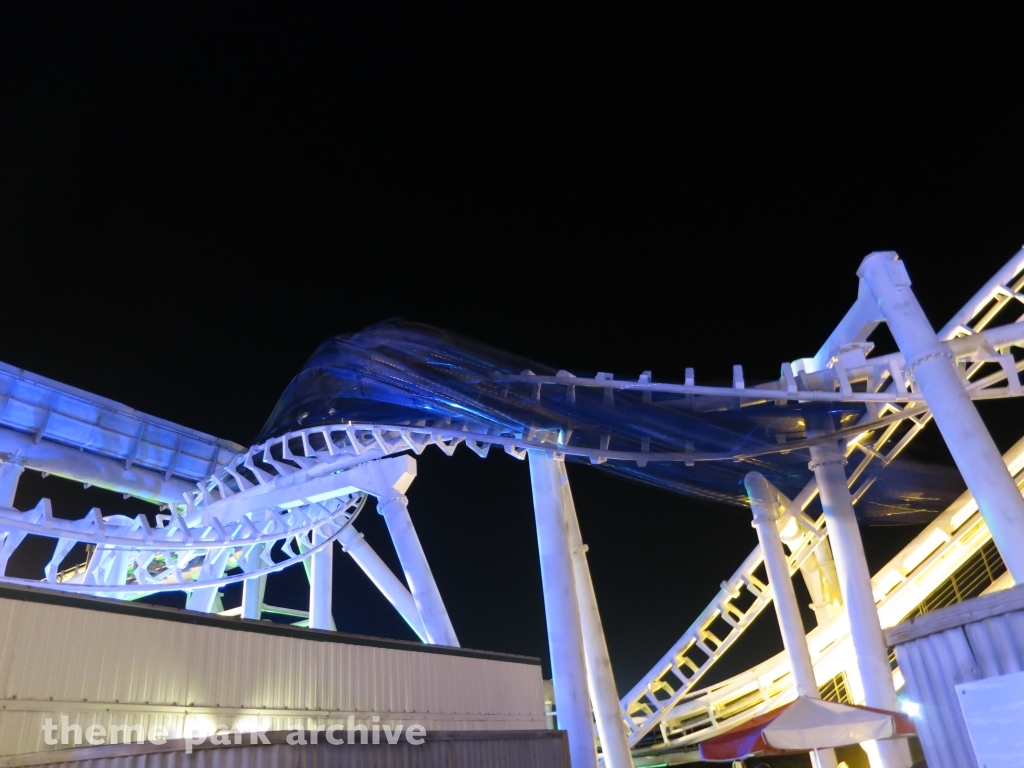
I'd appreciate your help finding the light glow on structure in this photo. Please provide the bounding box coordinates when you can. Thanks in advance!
[181,715,221,739]
[902,529,950,573]
[950,501,979,532]
[778,515,801,541]
[900,699,922,719]
[234,715,272,734]
[872,569,904,603]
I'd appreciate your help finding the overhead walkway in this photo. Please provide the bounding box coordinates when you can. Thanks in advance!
[0,361,244,502]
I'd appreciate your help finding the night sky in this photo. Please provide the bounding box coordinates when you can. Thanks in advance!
[4,4,1024,695]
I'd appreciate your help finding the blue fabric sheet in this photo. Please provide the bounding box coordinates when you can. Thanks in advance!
[258,323,960,521]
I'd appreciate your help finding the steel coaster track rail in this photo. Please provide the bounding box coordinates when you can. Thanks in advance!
[3,256,1024,605]
[645,450,1022,753]
[0,493,365,597]
[615,248,1024,753]
[1,249,1023,758]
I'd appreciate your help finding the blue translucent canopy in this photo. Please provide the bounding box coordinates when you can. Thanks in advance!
[259,323,960,521]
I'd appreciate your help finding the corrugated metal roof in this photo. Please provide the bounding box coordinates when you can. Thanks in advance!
[0,594,547,758]
[888,585,1024,768]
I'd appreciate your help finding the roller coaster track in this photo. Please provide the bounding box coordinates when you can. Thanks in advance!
[2,250,1024,763]
[617,248,1024,761]
[625,440,1021,765]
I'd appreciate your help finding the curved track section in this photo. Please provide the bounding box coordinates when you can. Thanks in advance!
[2,249,1024,764]
[0,493,364,597]
[628,448,1019,761]
[620,248,1024,760]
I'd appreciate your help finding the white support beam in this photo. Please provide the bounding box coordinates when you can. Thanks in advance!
[239,544,266,620]
[745,472,838,768]
[0,428,194,504]
[241,574,265,620]
[358,455,459,646]
[560,460,634,768]
[186,546,233,613]
[860,252,1024,581]
[0,361,243,480]
[808,438,912,768]
[0,460,24,508]
[336,521,429,642]
[529,451,599,768]
[309,526,334,631]
[378,494,459,646]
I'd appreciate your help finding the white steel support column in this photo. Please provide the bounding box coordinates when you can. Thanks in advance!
[186,547,233,613]
[555,461,634,768]
[337,523,430,642]
[378,494,459,646]
[529,451,599,768]
[241,574,265,620]
[808,440,912,768]
[309,526,334,631]
[860,251,1024,580]
[239,542,266,620]
[745,472,838,768]
[0,461,24,508]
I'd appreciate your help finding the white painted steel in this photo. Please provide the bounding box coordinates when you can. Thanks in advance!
[240,574,264,620]
[309,524,333,631]
[3,248,1024,764]
[0,362,243,489]
[622,247,1024,752]
[378,495,459,647]
[0,592,548,758]
[937,247,1024,339]
[746,472,838,768]
[618,494,831,746]
[0,491,365,597]
[808,438,911,768]
[745,475,824,699]
[860,251,1024,581]
[517,321,1024,406]
[563,462,635,768]
[529,452,599,768]
[0,461,22,508]
[641,432,1024,754]
[0,428,196,505]
[336,519,429,642]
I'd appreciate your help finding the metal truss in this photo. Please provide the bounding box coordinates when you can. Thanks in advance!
[617,248,1024,756]
[0,361,242,494]
[0,492,364,595]
[2,248,1024,765]
[638,441,1023,756]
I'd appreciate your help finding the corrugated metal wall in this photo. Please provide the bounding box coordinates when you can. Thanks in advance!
[0,591,548,759]
[0,730,570,768]
[887,584,1024,768]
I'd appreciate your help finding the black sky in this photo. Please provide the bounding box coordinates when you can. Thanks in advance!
[4,3,1024,693]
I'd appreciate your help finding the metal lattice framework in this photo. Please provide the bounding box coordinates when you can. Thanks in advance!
[3,249,1024,767]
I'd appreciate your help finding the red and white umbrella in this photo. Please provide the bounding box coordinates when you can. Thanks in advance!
[699,696,916,762]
